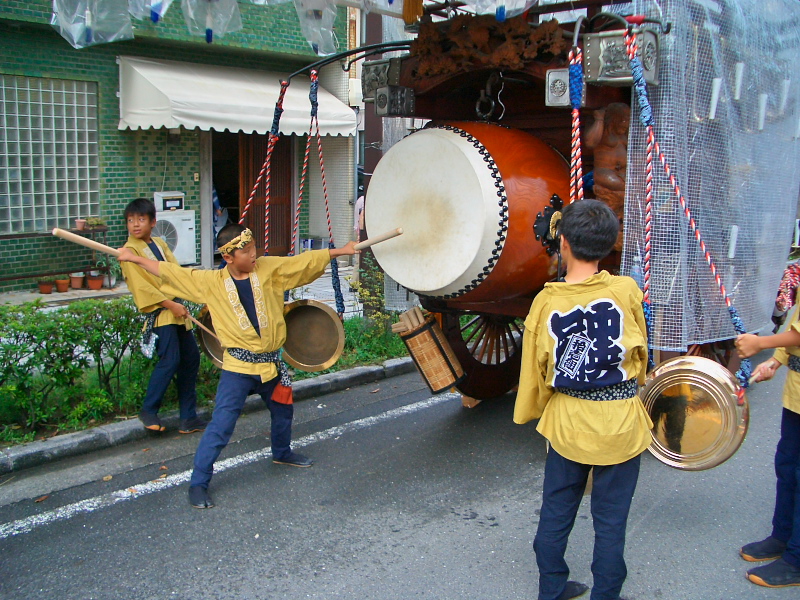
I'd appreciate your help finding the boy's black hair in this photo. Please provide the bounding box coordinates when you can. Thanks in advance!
[217,223,247,254]
[124,198,156,221]
[559,199,619,262]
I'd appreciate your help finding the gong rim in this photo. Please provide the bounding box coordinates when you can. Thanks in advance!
[196,305,223,369]
[641,355,749,471]
[283,299,345,372]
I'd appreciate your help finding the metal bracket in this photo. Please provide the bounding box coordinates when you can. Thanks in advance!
[533,194,564,255]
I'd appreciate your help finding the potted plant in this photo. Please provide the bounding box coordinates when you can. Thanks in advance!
[86,273,104,290]
[74,218,87,230]
[96,255,122,288]
[69,272,84,289]
[86,216,106,230]
[37,278,54,294]
[54,274,70,292]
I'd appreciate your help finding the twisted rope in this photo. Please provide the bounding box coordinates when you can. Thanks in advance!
[568,47,585,204]
[624,29,750,390]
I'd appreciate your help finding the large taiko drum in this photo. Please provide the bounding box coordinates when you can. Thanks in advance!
[365,122,569,303]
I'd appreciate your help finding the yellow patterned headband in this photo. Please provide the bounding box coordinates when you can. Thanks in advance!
[219,228,254,255]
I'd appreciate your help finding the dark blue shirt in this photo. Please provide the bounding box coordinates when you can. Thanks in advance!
[147,241,165,262]
[232,276,260,336]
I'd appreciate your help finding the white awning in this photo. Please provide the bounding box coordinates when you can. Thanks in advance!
[118,56,356,137]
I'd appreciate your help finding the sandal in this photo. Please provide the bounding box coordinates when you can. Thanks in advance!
[138,411,166,432]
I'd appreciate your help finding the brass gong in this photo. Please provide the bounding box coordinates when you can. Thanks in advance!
[195,299,345,373]
[640,355,749,471]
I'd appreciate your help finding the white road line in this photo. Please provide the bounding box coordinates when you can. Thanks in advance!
[0,392,459,540]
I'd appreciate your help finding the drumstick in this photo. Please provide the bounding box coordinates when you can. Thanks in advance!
[54,228,221,343]
[186,314,221,343]
[354,228,403,251]
[52,228,121,257]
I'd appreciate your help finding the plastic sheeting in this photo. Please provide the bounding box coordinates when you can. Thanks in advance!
[129,0,175,22]
[181,0,243,42]
[610,0,800,350]
[460,0,538,21]
[293,0,338,55]
[51,0,134,49]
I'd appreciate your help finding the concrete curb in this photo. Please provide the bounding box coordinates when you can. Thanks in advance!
[0,358,416,475]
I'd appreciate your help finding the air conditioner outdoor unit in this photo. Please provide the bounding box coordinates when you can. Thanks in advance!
[153,210,197,265]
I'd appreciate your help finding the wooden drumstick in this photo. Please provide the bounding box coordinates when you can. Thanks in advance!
[354,228,403,251]
[52,228,121,257]
[54,228,221,343]
[187,314,221,343]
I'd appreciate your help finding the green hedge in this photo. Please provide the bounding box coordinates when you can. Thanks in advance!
[0,298,407,445]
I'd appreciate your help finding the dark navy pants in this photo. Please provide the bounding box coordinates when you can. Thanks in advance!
[142,324,200,420]
[189,371,290,489]
[534,447,641,600]
[772,407,800,568]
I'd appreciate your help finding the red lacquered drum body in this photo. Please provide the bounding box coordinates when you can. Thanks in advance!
[365,122,569,304]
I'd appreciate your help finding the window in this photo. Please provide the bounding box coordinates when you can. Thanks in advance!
[0,75,99,235]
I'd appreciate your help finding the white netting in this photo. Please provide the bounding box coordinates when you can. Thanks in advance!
[611,0,800,350]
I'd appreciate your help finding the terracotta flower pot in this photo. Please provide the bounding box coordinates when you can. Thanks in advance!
[38,281,54,294]
[69,273,84,289]
[75,218,87,230]
[87,275,104,291]
[55,279,70,293]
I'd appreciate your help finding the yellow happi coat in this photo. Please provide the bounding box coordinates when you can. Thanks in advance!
[771,308,800,415]
[514,271,654,465]
[121,236,191,330]
[157,250,331,381]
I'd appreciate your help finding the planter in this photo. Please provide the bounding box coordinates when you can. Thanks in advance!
[69,273,84,289]
[75,218,87,230]
[55,279,70,293]
[86,275,104,291]
[103,274,117,289]
[38,281,54,294]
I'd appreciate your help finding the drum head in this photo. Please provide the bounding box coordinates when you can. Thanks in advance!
[365,127,503,296]
[283,300,345,372]
[641,355,749,471]
[196,306,223,369]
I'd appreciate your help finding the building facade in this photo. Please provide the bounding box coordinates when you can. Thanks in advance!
[0,0,358,292]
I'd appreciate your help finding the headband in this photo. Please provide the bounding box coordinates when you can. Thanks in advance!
[219,228,254,255]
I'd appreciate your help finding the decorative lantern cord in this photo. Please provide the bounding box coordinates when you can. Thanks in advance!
[568,45,585,205]
[624,28,751,391]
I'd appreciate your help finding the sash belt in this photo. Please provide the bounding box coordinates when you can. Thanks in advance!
[555,378,639,401]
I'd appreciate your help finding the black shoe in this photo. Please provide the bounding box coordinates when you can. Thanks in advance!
[273,452,313,468]
[188,486,214,509]
[747,557,800,587]
[138,411,165,432]
[741,535,787,562]
[556,581,589,600]
[179,416,208,434]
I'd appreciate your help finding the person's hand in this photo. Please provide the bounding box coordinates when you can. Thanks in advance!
[164,300,189,319]
[750,358,781,383]
[330,240,358,257]
[735,333,763,359]
[117,248,136,263]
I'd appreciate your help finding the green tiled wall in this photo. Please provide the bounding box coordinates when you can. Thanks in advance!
[0,2,348,292]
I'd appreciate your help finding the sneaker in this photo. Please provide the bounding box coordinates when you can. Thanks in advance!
[138,411,165,432]
[179,416,208,434]
[556,581,589,600]
[741,536,787,562]
[747,557,800,587]
[188,486,214,509]
[273,452,314,468]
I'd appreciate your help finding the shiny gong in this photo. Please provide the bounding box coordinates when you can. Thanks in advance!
[283,299,344,372]
[640,355,749,471]
[196,305,223,369]
[195,300,345,373]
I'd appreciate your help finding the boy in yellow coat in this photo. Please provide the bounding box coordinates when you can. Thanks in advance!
[514,199,652,600]
[120,198,205,435]
[118,223,356,509]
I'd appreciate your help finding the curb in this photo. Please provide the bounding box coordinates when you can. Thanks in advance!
[0,358,416,475]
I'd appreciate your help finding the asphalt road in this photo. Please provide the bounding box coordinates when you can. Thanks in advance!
[0,358,796,600]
